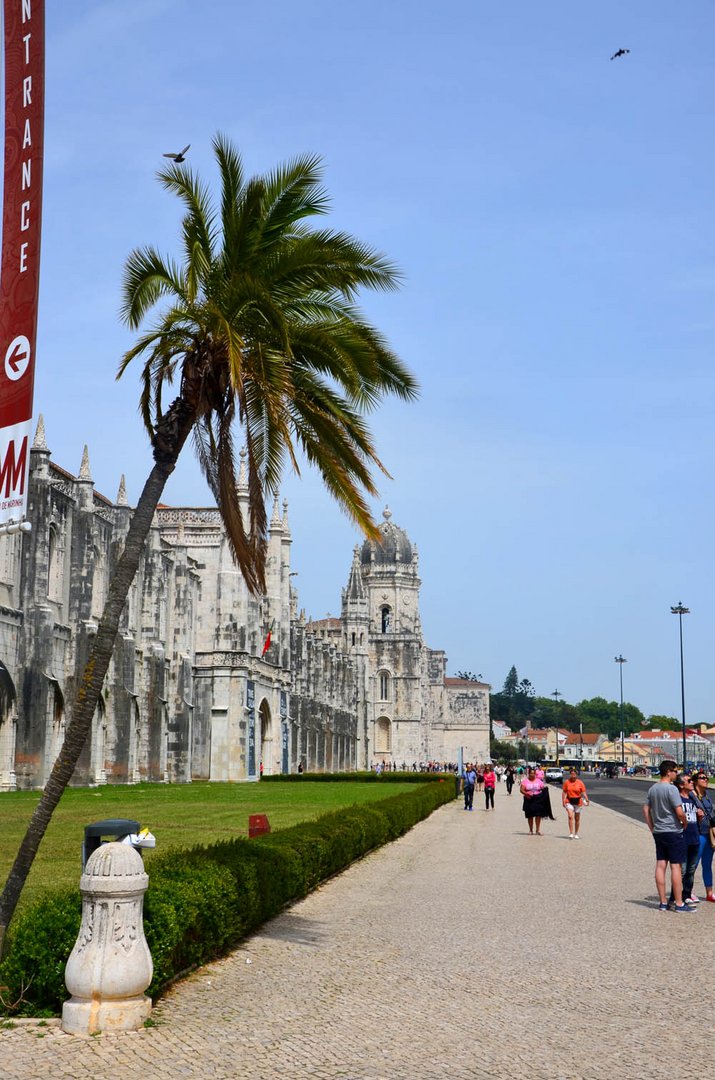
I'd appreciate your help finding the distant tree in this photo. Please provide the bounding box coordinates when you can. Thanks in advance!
[516,739,546,762]
[455,671,482,682]
[533,696,579,732]
[490,738,517,763]
[503,666,520,696]
[575,697,645,739]
[645,714,681,732]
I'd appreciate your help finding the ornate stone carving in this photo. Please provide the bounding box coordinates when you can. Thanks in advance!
[62,842,152,1034]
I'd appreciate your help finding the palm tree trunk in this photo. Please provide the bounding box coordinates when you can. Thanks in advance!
[0,401,194,956]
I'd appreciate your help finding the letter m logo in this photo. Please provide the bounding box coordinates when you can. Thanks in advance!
[0,436,28,498]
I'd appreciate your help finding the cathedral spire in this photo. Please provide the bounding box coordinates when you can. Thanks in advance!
[33,414,48,450]
[116,474,128,506]
[270,493,282,527]
[78,445,92,482]
[345,544,366,601]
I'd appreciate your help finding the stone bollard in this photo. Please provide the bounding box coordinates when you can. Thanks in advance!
[62,841,153,1034]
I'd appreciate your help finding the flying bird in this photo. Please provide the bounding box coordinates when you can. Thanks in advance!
[163,144,190,163]
[610,49,630,60]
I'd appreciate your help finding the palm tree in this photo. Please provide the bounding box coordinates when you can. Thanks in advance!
[0,134,418,951]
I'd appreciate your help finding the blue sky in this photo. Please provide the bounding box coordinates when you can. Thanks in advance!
[31,0,715,720]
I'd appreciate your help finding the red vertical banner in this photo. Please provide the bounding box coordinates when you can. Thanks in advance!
[0,0,44,525]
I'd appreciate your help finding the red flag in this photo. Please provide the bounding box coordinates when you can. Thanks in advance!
[261,620,275,657]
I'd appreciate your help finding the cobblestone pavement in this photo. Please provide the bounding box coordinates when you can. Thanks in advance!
[1,788,707,1080]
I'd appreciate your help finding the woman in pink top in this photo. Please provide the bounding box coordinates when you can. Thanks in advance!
[520,766,546,835]
[483,765,496,811]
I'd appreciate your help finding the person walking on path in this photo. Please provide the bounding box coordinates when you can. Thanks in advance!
[668,774,700,908]
[520,766,555,835]
[643,759,693,913]
[505,765,515,795]
[484,763,496,811]
[476,765,485,794]
[463,763,477,811]
[691,771,715,902]
[562,767,589,839]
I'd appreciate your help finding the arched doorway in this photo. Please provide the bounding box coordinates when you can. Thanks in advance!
[259,699,273,775]
[375,715,392,763]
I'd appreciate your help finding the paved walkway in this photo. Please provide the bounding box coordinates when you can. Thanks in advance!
[1,786,709,1079]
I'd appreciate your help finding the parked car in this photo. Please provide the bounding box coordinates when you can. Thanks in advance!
[545,767,563,783]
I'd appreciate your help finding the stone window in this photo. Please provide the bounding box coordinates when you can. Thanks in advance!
[380,605,392,633]
[91,545,107,620]
[375,716,391,753]
[48,524,63,602]
[378,670,390,701]
[0,532,17,586]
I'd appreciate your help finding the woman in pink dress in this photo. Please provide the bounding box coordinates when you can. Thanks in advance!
[520,766,554,835]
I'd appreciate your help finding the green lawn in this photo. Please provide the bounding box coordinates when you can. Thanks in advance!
[0,780,415,909]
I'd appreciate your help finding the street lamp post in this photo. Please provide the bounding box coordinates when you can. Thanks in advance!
[552,689,562,765]
[615,655,627,772]
[671,603,690,768]
[579,721,583,770]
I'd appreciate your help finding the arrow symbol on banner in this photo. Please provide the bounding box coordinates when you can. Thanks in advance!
[4,336,31,382]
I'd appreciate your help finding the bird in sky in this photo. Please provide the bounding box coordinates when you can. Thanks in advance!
[610,49,630,61]
[163,144,190,163]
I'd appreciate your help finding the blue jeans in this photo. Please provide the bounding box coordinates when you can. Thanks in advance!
[671,841,701,902]
[698,833,713,890]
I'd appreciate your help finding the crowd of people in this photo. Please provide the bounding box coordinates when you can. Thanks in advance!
[643,760,715,912]
[370,760,459,774]
[457,761,594,840]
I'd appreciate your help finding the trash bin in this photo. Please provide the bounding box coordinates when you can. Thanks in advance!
[82,819,140,870]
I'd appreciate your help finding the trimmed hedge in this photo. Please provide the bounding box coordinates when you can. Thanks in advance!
[0,779,453,1016]
[261,771,453,783]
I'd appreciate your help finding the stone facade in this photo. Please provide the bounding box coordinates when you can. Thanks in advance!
[0,421,489,789]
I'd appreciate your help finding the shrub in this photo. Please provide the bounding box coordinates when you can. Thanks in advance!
[0,779,453,1016]
[0,889,81,1016]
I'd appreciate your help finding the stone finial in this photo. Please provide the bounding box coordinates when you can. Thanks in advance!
[383,505,392,522]
[116,474,128,506]
[33,414,48,450]
[282,499,289,527]
[78,445,92,482]
[270,493,281,526]
[238,446,247,489]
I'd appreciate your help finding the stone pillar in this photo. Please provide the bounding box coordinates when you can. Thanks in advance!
[62,842,153,1034]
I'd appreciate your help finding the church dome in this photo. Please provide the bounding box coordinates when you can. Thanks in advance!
[361,507,414,565]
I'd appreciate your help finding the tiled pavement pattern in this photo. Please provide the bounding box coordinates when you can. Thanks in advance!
[2,787,706,1080]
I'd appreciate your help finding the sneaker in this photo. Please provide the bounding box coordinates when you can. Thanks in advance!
[674,904,695,913]
[706,895,715,903]
[574,834,581,840]
[568,834,574,840]
[684,897,698,906]
[658,902,669,912]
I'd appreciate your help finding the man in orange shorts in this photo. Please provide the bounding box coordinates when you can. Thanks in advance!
[562,767,589,839]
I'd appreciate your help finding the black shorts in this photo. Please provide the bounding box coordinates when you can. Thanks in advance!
[653,831,686,864]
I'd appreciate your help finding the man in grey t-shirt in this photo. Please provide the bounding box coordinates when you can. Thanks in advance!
[643,759,691,912]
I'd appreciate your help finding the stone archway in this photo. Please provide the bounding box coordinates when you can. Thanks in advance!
[259,698,273,775]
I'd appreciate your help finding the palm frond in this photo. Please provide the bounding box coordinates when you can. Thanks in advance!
[120,247,187,329]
